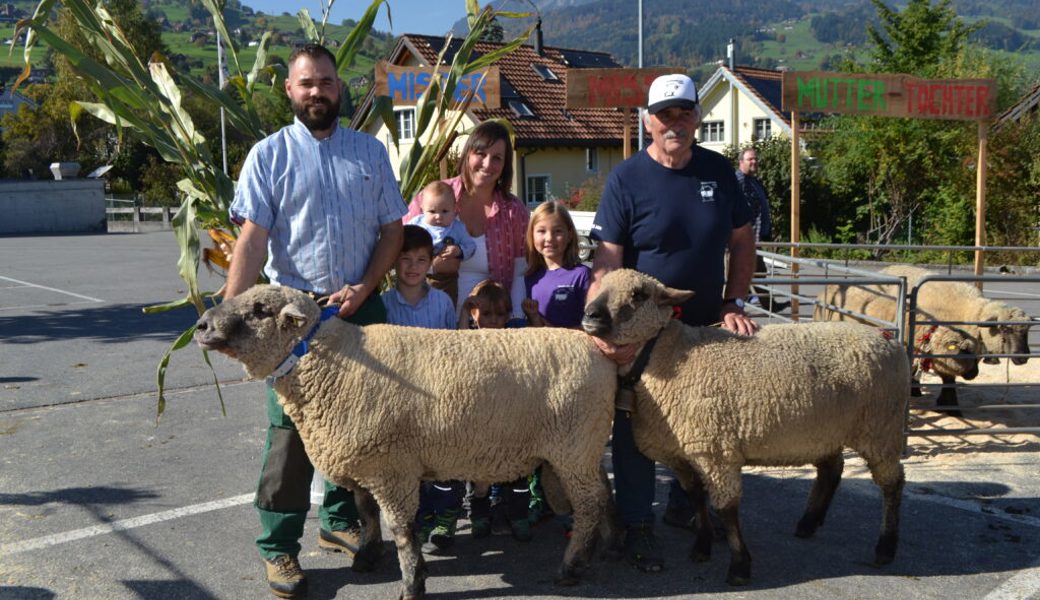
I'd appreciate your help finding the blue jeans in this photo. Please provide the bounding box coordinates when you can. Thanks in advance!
[612,410,689,528]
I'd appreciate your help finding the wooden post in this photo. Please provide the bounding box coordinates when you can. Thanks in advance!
[790,111,801,320]
[974,120,988,290]
[622,109,632,159]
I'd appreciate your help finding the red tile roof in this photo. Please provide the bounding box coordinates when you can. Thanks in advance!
[356,33,636,147]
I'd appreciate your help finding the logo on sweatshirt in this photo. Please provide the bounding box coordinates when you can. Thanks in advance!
[699,181,717,202]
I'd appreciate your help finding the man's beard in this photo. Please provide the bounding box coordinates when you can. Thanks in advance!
[292,95,341,132]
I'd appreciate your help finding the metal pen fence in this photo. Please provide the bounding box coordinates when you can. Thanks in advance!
[750,245,1040,442]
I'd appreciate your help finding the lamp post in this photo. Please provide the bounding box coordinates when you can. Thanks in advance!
[637,0,644,150]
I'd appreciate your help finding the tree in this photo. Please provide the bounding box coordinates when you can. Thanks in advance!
[815,0,1009,254]
[867,0,975,75]
[481,15,504,42]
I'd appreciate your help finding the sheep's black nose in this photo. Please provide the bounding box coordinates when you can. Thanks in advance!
[195,315,210,332]
[581,301,611,336]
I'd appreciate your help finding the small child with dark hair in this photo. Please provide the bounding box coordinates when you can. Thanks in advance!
[408,180,477,306]
[458,280,534,542]
[381,225,459,553]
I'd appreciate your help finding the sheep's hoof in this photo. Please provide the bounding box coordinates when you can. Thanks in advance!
[794,517,818,539]
[351,544,384,573]
[689,538,712,563]
[554,569,581,586]
[726,573,751,586]
[874,540,897,566]
[726,562,751,586]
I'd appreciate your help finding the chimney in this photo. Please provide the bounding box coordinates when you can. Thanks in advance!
[727,38,735,70]
[534,16,544,56]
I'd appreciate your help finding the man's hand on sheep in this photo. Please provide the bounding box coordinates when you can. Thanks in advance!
[329,283,368,317]
[720,305,759,336]
[589,336,640,365]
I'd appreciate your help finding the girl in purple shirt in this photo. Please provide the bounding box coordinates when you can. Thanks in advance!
[523,201,591,328]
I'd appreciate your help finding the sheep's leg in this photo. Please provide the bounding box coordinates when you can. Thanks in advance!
[866,457,905,566]
[555,467,609,586]
[703,466,751,586]
[685,470,714,563]
[351,486,385,573]
[936,375,962,417]
[795,452,844,538]
[716,501,751,586]
[370,483,426,600]
[597,464,622,556]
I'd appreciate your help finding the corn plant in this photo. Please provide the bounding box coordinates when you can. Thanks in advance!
[14,0,531,420]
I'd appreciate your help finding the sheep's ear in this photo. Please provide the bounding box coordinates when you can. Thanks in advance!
[983,315,999,331]
[656,284,695,307]
[279,303,309,329]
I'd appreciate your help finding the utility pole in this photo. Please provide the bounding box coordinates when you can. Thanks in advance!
[637,0,644,150]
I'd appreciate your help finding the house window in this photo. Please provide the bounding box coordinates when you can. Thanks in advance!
[700,121,724,143]
[394,108,415,141]
[586,148,599,173]
[526,174,551,205]
[532,64,559,81]
[753,118,772,141]
[509,100,535,118]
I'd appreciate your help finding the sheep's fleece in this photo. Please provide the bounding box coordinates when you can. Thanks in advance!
[813,279,980,382]
[582,269,909,586]
[880,264,1032,366]
[194,285,618,599]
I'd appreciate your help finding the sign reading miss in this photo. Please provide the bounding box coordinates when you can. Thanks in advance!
[781,71,996,121]
[375,62,500,109]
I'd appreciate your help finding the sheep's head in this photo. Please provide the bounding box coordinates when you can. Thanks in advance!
[194,285,322,379]
[582,269,694,345]
[980,304,1032,365]
[922,326,981,380]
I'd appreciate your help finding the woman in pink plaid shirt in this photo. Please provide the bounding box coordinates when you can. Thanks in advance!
[404,121,529,319]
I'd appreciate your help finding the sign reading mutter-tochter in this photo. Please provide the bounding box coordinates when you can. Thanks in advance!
[781,71,996,121]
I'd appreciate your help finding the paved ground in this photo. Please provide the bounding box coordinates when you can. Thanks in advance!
[2,231,1040,600]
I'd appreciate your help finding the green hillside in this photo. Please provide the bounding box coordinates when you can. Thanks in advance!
[0,0,393,84]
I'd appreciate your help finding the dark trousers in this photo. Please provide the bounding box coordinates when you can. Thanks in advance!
[254,292,386,559]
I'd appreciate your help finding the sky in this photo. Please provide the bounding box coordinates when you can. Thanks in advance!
[242,0,471,36]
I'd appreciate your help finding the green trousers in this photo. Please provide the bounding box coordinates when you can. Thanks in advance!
[255,292,386,560]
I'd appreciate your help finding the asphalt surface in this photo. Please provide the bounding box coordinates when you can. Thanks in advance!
[2,231,1040,600]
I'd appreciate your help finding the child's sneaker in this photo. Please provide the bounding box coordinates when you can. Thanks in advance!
[470,516,491,538]
[424,508,459,554]
[509,517,532,542]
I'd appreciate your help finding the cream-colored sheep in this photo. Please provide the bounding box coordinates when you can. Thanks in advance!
[813,278,980,414]
[194,285,619,600]
[582,269,909,586]
[881,265,1032,366]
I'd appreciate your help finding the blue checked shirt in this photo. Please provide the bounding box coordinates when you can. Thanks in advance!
[381,285,457,330]
[231,119,407,295]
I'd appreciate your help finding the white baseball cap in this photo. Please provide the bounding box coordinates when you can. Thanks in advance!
[647,74,699,114]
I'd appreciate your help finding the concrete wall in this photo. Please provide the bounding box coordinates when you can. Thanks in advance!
[0,179,106,234]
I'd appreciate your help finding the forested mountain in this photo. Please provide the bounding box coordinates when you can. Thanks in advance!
[453,0,1040,78]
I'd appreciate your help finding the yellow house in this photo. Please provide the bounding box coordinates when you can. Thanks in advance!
[695,64,796,152]
[351,34,635,207]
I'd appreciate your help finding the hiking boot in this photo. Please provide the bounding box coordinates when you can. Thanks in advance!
[263,554,307,599]
[317,526,361,558]
[662,504,696,531]
[424,508,460,553]
[624,525,664,573]
[510,517,532,542]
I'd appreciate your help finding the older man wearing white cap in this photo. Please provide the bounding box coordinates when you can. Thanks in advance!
[588,73,758,572]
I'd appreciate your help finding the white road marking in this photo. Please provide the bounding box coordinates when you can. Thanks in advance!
[988,287,1040,299]
[0,301,101,313]
[0,493,254,556]
[0,275,105,303]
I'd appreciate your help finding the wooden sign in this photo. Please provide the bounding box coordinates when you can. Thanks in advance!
[375,62,500,109]
[566,67,679,109]
[781,71,996,121]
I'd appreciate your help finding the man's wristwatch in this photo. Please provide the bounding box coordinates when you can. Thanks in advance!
[722,297,746,310]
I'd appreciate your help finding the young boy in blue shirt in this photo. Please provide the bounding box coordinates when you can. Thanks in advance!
[381,225,460,553]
